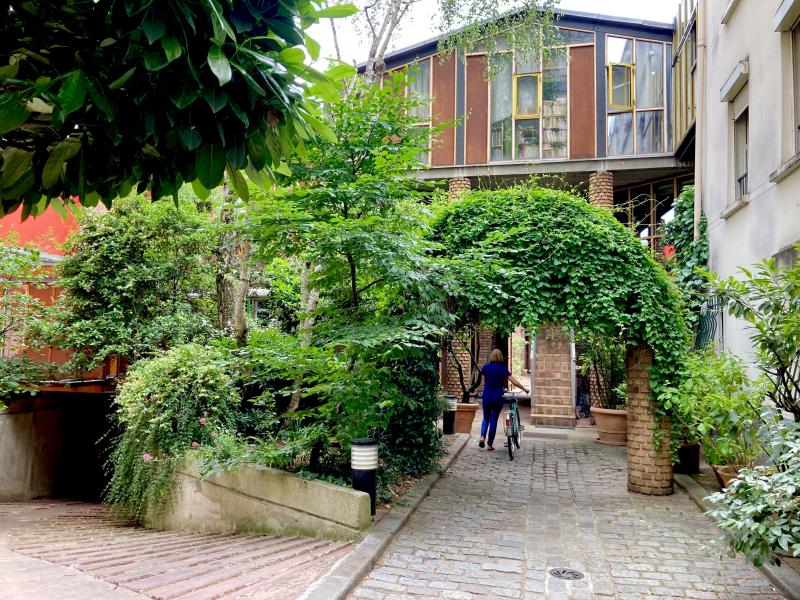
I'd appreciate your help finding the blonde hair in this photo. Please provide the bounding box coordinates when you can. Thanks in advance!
[489,349,505,363]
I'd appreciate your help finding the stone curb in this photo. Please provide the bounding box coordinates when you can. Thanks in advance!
[299,433,470,600]
[674,473,800,600]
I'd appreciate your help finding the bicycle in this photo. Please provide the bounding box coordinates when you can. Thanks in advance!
[502,391,524,460]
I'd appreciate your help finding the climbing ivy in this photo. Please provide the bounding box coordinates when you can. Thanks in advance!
[432,185,690,410]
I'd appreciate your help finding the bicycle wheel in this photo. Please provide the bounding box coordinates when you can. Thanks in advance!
[513,408,522,449]
[507,434,514,460]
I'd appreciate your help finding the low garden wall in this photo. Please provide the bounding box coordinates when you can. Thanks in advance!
[149,459,372,540]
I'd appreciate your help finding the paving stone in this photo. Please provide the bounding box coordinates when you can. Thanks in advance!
[348,433,785,600]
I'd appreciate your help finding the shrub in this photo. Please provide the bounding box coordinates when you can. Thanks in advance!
[105,344,239,522]
[576,329,627,410]
[708,429,800,566]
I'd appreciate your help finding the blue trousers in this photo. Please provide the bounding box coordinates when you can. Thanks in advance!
[480,399,503,446]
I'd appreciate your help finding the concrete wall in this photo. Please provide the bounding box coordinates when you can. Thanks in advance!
[701,0,800,361]
[0,394,112,501]
[151,459,372,541]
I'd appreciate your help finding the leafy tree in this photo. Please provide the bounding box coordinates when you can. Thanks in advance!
[663,185,709,327]
[37,193,219,371]
[0,0,353,215]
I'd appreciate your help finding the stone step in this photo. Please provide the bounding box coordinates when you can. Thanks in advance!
[530,413,577,427]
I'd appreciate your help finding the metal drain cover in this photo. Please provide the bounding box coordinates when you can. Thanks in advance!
[549,568,584,580]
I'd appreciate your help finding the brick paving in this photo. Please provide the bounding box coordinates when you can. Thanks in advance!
[350,428,785,600]
[0,500,350,600]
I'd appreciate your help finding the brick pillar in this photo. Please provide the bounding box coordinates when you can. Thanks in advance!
[531,326,575,427]
[588,170,613,210]
[626,345,673,495]
[448,177,471,197]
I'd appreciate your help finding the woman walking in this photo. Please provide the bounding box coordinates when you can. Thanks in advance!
[479,349,529,450]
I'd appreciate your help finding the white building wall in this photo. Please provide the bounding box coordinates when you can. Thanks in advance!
[701,0,800,361]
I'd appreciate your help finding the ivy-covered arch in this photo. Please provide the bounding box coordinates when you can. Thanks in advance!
[433,185,690,495]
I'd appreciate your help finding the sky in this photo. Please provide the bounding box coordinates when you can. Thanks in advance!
[307,0,680,66]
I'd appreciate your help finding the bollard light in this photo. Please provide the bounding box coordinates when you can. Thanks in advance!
[351,438,378,515]
[442,395,457,435]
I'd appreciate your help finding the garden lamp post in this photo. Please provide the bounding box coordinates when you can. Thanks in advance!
[442,395,457,434]
[351,438,378,515]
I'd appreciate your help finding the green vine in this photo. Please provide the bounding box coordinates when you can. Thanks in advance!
[432,185,690,437]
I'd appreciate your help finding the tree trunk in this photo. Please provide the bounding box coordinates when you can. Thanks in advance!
[287,262,321,413]
[216,194,250,345]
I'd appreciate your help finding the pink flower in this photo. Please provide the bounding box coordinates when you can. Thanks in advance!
[142,453,154,462]
[199,417,207,426]
[191,441,200,448]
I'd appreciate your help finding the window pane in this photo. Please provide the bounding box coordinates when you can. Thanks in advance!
[607,36,633,64]
[490,53,513,161]
[554,28,594,46]
[610,65,632,108]
[636,41,664,108]
[515,119,540,159]
[542,54,567,159]
[608,112,633,155]
[515,52,540,74]
[516,75,539,115]
[637,110,663,154]
[734,109,748,198]
[414,125,430,164]
[408,59,431,120]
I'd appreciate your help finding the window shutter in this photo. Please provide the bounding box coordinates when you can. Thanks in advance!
[732,85,748,118]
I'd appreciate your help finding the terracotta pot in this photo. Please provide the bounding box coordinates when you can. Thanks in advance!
[711,464,739,489]
[590,407,627,446]
[455,402,479,434]
[675,443,700,474]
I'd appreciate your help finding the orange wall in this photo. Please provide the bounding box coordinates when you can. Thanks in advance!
[0,206,79,256]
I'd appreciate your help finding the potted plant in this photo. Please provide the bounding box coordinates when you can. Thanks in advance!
[443,326,484,434]
[578,331,628,446]
[667,349,765,489]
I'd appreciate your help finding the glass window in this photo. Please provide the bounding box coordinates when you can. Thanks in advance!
[408,59,431,120]
[541,54,567,159]
[637,110,663,154]
[414,125,430,165]
[635,41,664,109]
[490,53,513,161]
[734,109,749,200]
[607,36,633,64]
[515,75,540,117]
[554,28,594,46]
[609,64,633,109]
[515,52,540,74]
[608,112,633,155]
[515,119,540,159]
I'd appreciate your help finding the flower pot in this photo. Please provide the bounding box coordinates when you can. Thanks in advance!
[455,402,479,434]
[590,407,627,446]
[675,443,700,474]
[711,464,739,490]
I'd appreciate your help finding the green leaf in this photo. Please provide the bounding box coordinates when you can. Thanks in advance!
[326,63,356,81]
[195,144,225,189]
[87,80,113,119]
[226,164,249,202]
[0,95,29,134]
[246,131,267,171]
[305,35,320,61]
[109,67,136,90]
[179,126,202,150]
[0,62,20,83]
[99,38,117,47]
[169,79,199,109]
[310,4,358,18]
[142,12,167,44]
[279,47,306,67]
[204,0,236,45]
[203,87,228,113]
[161,35,183,63]
[0,148,34,191]
[42,139,81,189]
[191,178,211,200]
[207,45,232,86]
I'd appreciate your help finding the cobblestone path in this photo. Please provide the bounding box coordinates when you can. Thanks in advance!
[350,431,785,600]
[1,500,350,600]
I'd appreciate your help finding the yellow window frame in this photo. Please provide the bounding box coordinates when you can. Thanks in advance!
[513,73,542,118]
[608,63,634,110]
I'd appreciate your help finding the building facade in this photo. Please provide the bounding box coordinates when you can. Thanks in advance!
[687,0,800,360]
[378,9,695,426]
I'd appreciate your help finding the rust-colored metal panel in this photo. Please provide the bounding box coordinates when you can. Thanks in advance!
[465,55,488,164]
[431,54,456,166]
[569,45,596,159]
